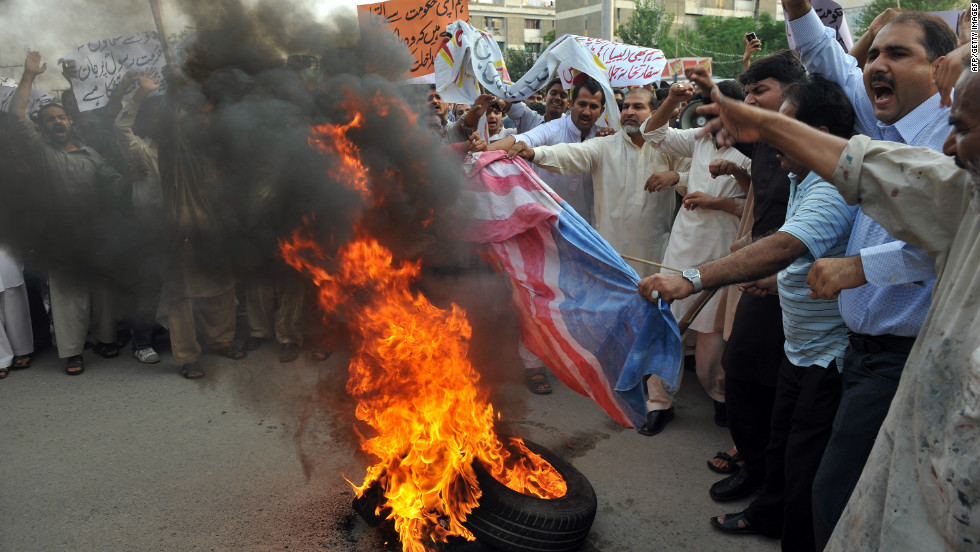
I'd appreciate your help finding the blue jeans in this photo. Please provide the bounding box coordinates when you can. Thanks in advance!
[811,347,906,550]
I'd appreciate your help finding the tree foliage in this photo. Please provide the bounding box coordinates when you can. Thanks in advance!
[541,29,556,50]
[616,0,790,78]
[504,48,536,82]
[670,12,790,78]
[616,0,675,49]
[853,0,967,37]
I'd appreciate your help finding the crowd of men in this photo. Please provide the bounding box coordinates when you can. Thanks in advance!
[0,56,325,381]
[1,2,977,550]
[426,3,976,549]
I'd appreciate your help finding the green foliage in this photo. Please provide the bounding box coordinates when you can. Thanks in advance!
[541,29,556,50]
[671,12,790,78]
[853,0,967,37]
[616,0,675,49]
[504,48,536,82]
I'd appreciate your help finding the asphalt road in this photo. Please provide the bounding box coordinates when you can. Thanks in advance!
[0,277,780,552]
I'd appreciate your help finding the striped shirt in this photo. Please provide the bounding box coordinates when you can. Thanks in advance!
[777,171,858,369]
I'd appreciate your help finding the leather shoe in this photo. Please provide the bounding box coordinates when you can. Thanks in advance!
[709,468,761,502]
[637,408,675,436]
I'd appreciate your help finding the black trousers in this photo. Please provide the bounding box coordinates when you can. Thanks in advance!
[743,354,842,552]
[811,346,908,551]
[722,292,784,482]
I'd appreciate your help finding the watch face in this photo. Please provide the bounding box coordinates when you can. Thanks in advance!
[683,268,699,279]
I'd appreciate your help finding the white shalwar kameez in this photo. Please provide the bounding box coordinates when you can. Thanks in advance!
[0,248,33,369]
[532,130,691,278]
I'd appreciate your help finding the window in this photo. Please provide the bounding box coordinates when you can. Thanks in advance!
[485,17,503,33]
[524,19,541,30]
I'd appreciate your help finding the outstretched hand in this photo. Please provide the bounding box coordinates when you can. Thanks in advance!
[25,51,47,76]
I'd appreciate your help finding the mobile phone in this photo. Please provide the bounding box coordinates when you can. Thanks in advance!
[746,32,758,42]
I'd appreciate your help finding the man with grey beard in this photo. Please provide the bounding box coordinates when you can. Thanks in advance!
[507,87,690,280]
[696,60,980,551]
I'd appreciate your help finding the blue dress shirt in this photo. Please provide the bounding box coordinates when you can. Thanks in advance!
[789,8,947,336]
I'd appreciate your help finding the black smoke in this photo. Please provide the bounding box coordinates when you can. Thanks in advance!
[0,0,467,293]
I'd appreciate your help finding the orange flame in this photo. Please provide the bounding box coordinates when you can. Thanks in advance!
[280,89,566,552]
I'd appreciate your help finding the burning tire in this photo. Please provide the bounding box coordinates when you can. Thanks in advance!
[465,441,597,552]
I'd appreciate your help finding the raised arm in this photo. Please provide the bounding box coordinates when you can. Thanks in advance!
[643,82,692,134]
[742,33,762,69]
[694,84,846,183]
[848,8,901,69]
[9,52,46,119]
[782,0,811,21]
[115,74,161,157]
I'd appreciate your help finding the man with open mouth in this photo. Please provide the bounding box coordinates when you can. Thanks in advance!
[7,51,134,377]
[782,1,960,549]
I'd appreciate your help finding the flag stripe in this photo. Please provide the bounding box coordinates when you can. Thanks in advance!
[461,151,682,428]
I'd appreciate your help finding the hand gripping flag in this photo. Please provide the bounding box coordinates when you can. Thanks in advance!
[458,151,682,427]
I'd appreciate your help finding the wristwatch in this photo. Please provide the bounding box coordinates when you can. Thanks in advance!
[682,268,703,294]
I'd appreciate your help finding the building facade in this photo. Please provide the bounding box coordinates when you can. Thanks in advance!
[468,0,557,55]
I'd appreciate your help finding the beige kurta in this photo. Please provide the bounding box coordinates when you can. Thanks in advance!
[826,135,980,551]
[642,124,749,332]
[532,131,691,278]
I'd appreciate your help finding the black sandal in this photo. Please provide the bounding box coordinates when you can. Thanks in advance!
[181,362,205,379]
[209,344,246,360]
[710,511,760,535]
[66,355,85,376]
[0,366,8,379]
[707,450,742,474]
[12,354,32,369]
[91,342,120,359]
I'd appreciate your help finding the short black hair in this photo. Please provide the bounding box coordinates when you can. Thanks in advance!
[783,74,854,139]
[543,77,563,94]
[526,101,546,115]
[655,88,670,102]
[625,87,658,110]
[884,12,958,62]
[738,49,806,88]
[716,80,745,102]
[571,77,603,104]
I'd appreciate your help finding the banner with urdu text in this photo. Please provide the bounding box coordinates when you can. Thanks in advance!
[58,31,192,113]
[358,0,469,83]
[435,21,667,129]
